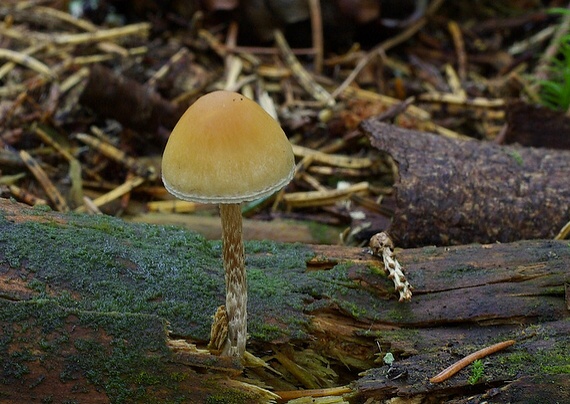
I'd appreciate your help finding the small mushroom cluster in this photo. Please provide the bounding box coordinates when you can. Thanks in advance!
[161,90,295,357]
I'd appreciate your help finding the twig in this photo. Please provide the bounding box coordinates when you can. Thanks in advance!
[9,184,48,207]
[19,150,69,212]
[75,133,156,180]
[308,0,323,74]
[417,93,505,107]
[274,30,335,106]
[145,48,189,88]
[0,44,46,80]
[292,145,372,168]
[447,20,467,82]
[224,21,240,87]
[554,220,570,240]
[51,22,151,45]
[74,176,145,213]
[34,126,83,207]
[331,0,446,99]
[430,339,516,383]
[32,5,98,32]
[445,64,466,99]
[81,196,103,214]
[0,48,54,79]
[283,182,369,208]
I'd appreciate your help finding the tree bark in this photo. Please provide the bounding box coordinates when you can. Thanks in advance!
[79,64,184,143]
[361,119,570,247]
[0,198,568,403]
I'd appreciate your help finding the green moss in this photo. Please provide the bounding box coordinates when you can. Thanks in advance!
[0,204,389,345]
[499,330,570,378]
[341,301,368,318]
[31,204,53,213]
[133,371,161,386]
[422,246,438,255]
[169,372,188,382]
[251,322,285,341]
[245,242,314,341]
[206,389,257,404]
[386,309,404,322]
[444,264,478,274]
[0,214,222,339]
[540,364,570,374]
[0,299,190,403]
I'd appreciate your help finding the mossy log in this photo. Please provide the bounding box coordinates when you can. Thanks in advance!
[0,198,568,403]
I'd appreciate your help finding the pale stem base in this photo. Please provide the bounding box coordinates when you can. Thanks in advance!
[219,203,247,357]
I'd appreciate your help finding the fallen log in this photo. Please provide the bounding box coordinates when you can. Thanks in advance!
[78,64,185,143]
[361,120,570,247]
[0,198,568,403]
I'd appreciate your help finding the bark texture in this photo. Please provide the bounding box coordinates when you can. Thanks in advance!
[361,119,570,247]
[79,64,184,141]
[505,100,570,149]
[0,198,568,403]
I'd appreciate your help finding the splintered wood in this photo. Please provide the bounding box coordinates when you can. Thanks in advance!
[369,232,412,302]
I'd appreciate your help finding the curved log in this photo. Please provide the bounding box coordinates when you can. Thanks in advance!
[361,120,570,247]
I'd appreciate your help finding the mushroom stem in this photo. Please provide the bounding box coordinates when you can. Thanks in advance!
[219,203,247,357]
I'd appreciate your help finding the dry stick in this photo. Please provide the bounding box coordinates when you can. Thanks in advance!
[19,150,70,212]
[429,339,516,383]
[224,21,240,83]
[445,63,466,100]
[81,196,103,214]
[9,184,48,207]
[74,176,145,213]
[75,133,156,180]
[555,220,570,240]
[34,127,83,207]
[274,30,335,106]
[417,93,505,107]
[145,48,188,88]
[0,44,45,80]
[292,144,372,168]
[52,22,151,45]
[331,0,445,99]
[146,200,197,213]
[223,23,245,92]
[447,20,467,82]
[308,0,323,74]
[32,5,98,31]
[0,48,54,78]
[283,181,369,208]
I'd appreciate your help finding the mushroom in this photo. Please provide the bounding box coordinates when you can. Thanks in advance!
[161,90,295,357]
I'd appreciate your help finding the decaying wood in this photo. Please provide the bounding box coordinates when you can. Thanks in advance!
[361,119,570,247]
[129,212,341,244]
[504,100,570,150]
[78,64,184,140]
[0,198,568,403]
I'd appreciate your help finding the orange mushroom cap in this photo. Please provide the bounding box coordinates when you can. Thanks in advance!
[162,90,295,203]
